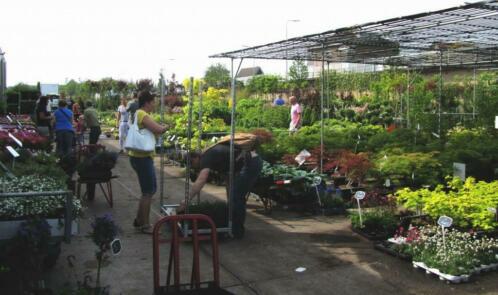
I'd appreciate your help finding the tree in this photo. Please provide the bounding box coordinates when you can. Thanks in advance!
[204,63,230,89]
[288,60,309,90]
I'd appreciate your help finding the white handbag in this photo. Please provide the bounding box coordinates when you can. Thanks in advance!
[124,113,156,152]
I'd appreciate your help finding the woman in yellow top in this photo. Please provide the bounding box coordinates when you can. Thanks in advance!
[129,90,168,234]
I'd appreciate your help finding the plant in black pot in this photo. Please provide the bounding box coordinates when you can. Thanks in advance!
[5,218,52,294]
[187,201,228,229]
[88,214,118,295]
[350,208,398,240]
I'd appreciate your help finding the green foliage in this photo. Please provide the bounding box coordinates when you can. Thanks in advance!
[204,63,230,88]
[288,60,309,90]
[350,208,398,236]
[396,177,498,230]
[440,127,498,181]
[374,150,443,187]
[246,75,283,94]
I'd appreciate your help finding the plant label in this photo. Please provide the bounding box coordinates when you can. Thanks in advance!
[453,163,466,181]
[6,146,19,158]
[295,149,311,166]
[312,176,322,186]
[385,178,391,187]
[6,115,12,123]
[354,191,366,200]
[295,267,306,273]
[488,207,497,214]
[495,116,498,129]
[437,216,453,228]
[110,239,122,256]
[8,133,23,148]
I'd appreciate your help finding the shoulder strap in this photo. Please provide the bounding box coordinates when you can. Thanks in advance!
[59,109,72,121]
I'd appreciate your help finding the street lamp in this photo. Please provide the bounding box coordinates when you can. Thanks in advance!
[285,19,300,80]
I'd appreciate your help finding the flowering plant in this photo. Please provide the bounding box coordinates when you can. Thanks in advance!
[406,226,498,275]
[0,175,82,220]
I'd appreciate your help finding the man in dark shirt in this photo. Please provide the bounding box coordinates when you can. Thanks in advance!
[188,143,263,238]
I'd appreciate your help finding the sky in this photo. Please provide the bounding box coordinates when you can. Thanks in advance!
[0,0,472,86]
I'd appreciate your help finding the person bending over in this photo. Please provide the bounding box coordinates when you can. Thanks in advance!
[187,134,263,238]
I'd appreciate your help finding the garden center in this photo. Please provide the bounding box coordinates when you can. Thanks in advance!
[1,1,498,294]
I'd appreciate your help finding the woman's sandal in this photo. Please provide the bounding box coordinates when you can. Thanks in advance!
[139,224,153,235]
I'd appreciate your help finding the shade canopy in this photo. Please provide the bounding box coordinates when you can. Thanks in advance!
[211,1,498,69]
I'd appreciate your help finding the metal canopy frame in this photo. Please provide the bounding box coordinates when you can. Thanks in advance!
[210,1,498,176]
[211,1,498,69]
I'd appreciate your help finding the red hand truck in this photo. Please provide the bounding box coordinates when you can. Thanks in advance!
[152,214,233,294]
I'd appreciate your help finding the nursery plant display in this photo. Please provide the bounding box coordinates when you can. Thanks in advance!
[396,177,498,231]
[350,208,398,240]
[406,226,498,281]
[0,175,82,221]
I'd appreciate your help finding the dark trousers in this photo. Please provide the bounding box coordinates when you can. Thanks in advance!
[89,126,101,144]
[56,130,74,157]
[229,155,263,237]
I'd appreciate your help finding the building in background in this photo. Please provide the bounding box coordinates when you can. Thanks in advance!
[307,61,384,77]
[236,66,264,84]
[0,48,6,103]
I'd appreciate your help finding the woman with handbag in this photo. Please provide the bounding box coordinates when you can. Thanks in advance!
[127,90,168,234]
[54,99,75,157]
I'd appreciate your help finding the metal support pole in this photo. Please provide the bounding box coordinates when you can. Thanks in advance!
[407,68,410,129]
[185,77,194,213]
[472,62,477,121]
[229,58,243,236]
[438,51,443,138]
[320,44,325,174]
[64,191,73,243]
[326,62,330,119]
[159,71,166,209]
[197,81,203,152]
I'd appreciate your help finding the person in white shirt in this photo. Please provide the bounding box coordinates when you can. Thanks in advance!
[117,98,130,153]
[289,96,302,132]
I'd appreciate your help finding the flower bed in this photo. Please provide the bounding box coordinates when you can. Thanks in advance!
[0,175,82,221]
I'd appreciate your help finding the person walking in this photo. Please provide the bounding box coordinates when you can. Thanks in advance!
[53,100,75,157]
[289,96,302,132]
[187,133,264,239]
[35,96,53,138]
[84,101,101,144]
[128,91,168,234]
[116,98,129,153]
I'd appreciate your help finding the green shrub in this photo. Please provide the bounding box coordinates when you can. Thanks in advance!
[396,177,498,230]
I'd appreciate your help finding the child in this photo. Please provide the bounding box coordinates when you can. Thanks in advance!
[75,115,85,145]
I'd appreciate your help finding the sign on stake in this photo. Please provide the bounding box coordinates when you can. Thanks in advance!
[354,191,366,228]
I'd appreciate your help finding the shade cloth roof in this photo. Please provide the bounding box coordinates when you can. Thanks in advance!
[211,1,498,68]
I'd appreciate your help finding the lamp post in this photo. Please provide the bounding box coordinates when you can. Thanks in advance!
[285,19,300,80]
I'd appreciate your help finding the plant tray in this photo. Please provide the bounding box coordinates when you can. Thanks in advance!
[0,218,79,240]
[374,242,412,261]
[413,261,470,284]
[351,227,388,241]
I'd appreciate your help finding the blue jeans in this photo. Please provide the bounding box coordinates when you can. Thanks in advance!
[230,155,263,237]
[55,130,74,157]
[129,156,157,196]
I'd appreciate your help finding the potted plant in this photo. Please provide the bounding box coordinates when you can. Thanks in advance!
[88,214,118,294]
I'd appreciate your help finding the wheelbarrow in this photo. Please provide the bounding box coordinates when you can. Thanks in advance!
[152,214,233,294]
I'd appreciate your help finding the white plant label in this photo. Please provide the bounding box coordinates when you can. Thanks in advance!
[8,133,23,147]
[295,267,306,273]
[495,116,498,129]
[355,191,366,228]
[354,191,366,200]
[294,149,311,166]
[488,207,497,214]
[437,216,453,228]
[6,146,19,158]
[385,178,391,187]
[110,239,122,256]
[6,115,12,123]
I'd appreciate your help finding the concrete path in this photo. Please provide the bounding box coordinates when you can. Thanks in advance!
[48,138,498,294]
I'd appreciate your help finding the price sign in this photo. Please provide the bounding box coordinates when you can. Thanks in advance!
[110,239,122,256]
[6,146,19,158]
[312,176,322,187]
[437,216,453,228]
[8,133,23,148]
[354,191,366,200]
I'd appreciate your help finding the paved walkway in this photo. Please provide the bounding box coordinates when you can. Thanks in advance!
[48,138,498,294]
